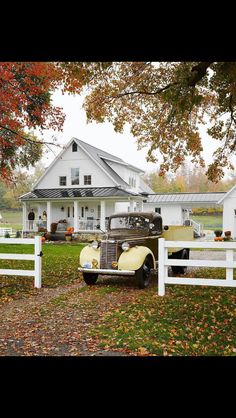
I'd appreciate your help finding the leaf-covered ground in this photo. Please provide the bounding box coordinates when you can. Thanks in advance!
[0,243,235,356]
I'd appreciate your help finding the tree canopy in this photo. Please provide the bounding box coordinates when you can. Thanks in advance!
[81,62,236,182]
[0,62,83,181]
[1,62,236,183]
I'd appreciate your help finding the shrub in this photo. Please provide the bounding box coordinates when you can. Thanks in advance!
[214,229,223,237]
[15,230,21,238]
[4,232,10,238]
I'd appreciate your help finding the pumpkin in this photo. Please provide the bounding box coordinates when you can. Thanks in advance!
[41,236,46,242]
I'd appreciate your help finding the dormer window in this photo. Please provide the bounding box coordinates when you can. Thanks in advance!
[72,142,78,152]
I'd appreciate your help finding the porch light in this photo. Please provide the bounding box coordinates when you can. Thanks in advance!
[85,206,88,211]
[61,206,64,211]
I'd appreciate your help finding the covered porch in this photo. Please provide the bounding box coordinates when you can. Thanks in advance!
[20,187,144,234]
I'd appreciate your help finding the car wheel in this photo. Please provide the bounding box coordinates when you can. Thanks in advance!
[136,256,152,289]
[171,249,189,275]
[83,273,98,285]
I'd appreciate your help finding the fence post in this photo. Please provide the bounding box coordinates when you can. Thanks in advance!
[34,236,42,288]
[226,249,234,281]
[158,238,165,296]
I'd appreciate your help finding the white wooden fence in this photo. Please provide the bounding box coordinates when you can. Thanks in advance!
[0,236,42,288]
[158,238,236,296]
[0,227,13,237]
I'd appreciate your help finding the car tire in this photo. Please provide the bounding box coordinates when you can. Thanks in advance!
[135,256,152,289]
[171,249,189,275]
[83,273,98,285]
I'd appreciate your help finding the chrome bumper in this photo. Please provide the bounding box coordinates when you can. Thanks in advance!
[78,267,135,276]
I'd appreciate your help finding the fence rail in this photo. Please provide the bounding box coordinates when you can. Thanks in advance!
[0,236,42,288]
[158,238,236,296]
[0,227,13,236]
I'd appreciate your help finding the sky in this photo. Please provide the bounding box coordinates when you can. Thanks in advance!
[36,89,233,176]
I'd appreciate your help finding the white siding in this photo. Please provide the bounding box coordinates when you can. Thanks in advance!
[36,145,114,189]
[105,161,140,192]
[222,189,236,238]
[143,203,183,225]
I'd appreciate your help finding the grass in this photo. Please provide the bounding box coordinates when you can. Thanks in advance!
[0,242,85,301]
[0,210,22,231]
[90,279,236,356]
[190,215,223,231]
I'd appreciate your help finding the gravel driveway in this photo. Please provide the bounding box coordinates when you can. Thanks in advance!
[190,250,236,260]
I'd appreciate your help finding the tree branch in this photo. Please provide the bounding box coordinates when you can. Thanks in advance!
[0,124,61,148]
[187,62,214,87]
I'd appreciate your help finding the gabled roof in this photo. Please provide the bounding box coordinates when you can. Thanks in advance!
[75,138,144,182]
[147,192,225,204]
[19,187,140,201]
[217,184,236,204]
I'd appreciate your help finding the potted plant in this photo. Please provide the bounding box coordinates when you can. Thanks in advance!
[51,223,58,234]
[214,229,222,237]
[65,228,74,241]
[224,230,232,241]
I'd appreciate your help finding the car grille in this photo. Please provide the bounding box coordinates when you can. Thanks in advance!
[100,241,118,269]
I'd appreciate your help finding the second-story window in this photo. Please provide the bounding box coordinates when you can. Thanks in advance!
[84,175,91,185]
[59,176,67,186]
[71,168,80,185]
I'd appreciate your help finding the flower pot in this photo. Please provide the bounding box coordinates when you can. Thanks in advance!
[65,235,72,241]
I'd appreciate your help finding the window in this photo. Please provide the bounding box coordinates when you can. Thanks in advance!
[155,207,161,214]
[129,175,136,187]
[71,168,80,185]
[67,207,70,217]
[59,176,66,186]
[84,175,92,185]
[81,207,84,218]
[72,142,78,152]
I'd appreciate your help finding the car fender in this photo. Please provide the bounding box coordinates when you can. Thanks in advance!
[118,246,155,271]
[80,245,101,268]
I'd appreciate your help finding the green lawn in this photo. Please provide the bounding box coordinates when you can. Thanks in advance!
[0,210,22,230]
[190,215,223,231]
[0,243,85,299]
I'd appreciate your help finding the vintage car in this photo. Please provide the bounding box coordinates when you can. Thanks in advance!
[78,212,193,288]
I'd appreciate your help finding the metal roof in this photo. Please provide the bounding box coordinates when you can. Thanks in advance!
[19,187,140,201]
[74,138,144,187]
[147,192,226,204]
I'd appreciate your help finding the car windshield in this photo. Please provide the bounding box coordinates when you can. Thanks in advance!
[110,216,150,230]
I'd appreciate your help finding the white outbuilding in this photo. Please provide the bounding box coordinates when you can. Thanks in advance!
[218,185,236,238]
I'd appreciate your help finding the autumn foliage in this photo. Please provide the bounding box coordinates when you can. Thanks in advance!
[0,62,83,181]
[81,62,236,182]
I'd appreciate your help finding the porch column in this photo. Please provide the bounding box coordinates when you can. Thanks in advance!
[139,200,144,211]
[47,201,51,232]
[129,200,134,212]
[100,200,106,231]
[74,200,79,232]
[22,202,27,231]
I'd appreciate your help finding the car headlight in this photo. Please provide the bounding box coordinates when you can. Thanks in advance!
[121,241,130,252]
[91,240,99,249]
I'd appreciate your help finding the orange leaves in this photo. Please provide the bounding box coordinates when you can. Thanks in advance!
[0,62,84,181]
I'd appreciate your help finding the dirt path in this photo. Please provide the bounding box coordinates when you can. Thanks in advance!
[0,279,138,356]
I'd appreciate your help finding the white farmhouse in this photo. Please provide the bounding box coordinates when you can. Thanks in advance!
[19,137,236,238]
[19,137,153,233]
